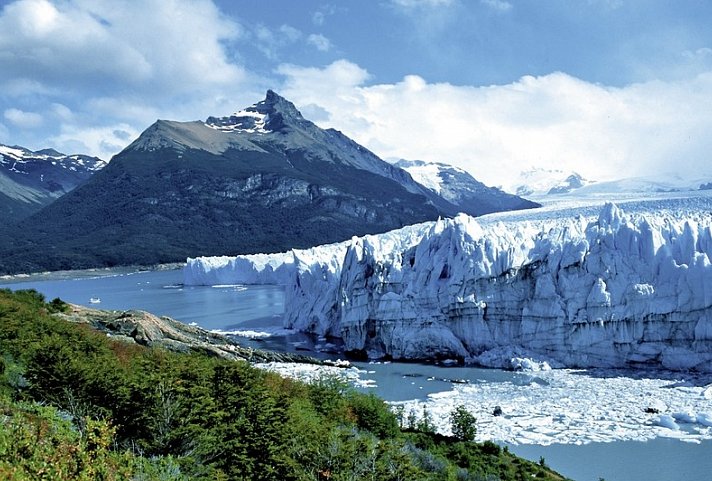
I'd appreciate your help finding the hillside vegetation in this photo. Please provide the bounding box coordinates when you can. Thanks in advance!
[0,288,570,481]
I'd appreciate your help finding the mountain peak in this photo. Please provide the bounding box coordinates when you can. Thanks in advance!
[205,90,304,133]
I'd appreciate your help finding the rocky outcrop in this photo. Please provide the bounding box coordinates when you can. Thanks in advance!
[56,304,323,364]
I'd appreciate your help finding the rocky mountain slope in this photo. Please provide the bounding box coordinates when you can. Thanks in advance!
[0,91,534,274]
[394,159,539,215]
[185,195,712,371]
[0,144,105,221]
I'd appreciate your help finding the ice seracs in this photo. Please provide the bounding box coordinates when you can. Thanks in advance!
[185,192,712,372]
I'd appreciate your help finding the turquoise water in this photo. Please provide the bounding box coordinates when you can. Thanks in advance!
[509,438,712,481]
[2,268,710,481]
[0,269,284,331]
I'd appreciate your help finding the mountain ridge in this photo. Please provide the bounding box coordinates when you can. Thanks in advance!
[0,143,106,221]
[0,91,536,274]
[394,159,539,216]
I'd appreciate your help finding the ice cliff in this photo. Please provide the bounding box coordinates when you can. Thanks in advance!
[185,202,712,371]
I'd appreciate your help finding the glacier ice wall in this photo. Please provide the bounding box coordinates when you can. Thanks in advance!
[185,203,712,371]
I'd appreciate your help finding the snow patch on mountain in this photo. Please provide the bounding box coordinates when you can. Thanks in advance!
[0,144,107,173]
[206,109,271,134]
[505,168,593,196]
[394,158,540,216]
[394,159,449,194]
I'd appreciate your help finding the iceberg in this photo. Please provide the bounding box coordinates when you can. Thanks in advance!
[185,197,712,371]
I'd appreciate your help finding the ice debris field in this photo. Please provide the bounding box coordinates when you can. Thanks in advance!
[257,361,712,446]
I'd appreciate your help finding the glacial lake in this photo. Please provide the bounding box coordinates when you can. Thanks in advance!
[2,267,711,481]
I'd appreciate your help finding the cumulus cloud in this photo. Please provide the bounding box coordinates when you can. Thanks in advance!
[279,60,712,188]
[0,0,245,95]
[49,123,142,160]
[307,33,332,52]
[4,108,43,128]
[0,0,264,157]
[276,60,370,101]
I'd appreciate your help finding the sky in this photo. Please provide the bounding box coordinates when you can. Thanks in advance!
[1,0,712,188]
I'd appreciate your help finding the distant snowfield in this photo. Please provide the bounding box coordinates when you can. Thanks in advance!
[483,188,712,223]
[257,361,712,446]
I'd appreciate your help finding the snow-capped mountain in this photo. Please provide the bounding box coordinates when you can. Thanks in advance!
[0,91,534,274]
[571,174,712,195]
[185,192,712,371]
[0,144,106,221]
[394,159,539,216]
[505,168,594,196]
[507,168,712,197]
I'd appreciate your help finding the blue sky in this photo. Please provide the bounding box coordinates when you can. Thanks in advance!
[1,0,712,187]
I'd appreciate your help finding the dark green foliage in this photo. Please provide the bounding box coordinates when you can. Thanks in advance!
[450,404,477,442]
[48,297,70,313]
[346,391,400,438]
[418,405,436,433]
[0,289,572,480]
[0,144,443,274]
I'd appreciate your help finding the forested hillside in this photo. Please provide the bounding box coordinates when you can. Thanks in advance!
[0,289,569,480]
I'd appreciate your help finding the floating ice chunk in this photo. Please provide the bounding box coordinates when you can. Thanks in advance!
[672,411,698,423]
[703,385,712,400]
[655,414,680,430]
[508,357,552,372]
[647,399,668,413]
[697,412,712,427]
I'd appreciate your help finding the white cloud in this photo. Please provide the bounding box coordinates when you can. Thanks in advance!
[682,47,712,60]
[277,60,370,98]
[279,24,303,42]
[0,0,245,96]
[0,0,263,158]
[253,23,304,59]
[312,5,337,26]
[51,103,73,121]
[4,108,43,128]
[49,123,142,160]
[307,33,332,52]
[480,0,512,13]
[279,60,712,188]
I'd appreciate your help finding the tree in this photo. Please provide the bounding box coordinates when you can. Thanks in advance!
[417,406,435,434]
[450,405,477,442]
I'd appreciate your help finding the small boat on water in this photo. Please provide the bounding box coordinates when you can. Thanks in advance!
[89,297,101,304]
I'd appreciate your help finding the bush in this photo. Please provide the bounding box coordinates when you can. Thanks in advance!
[450,405,477,442]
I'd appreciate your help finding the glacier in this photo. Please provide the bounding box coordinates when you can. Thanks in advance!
[185,195,712,371]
